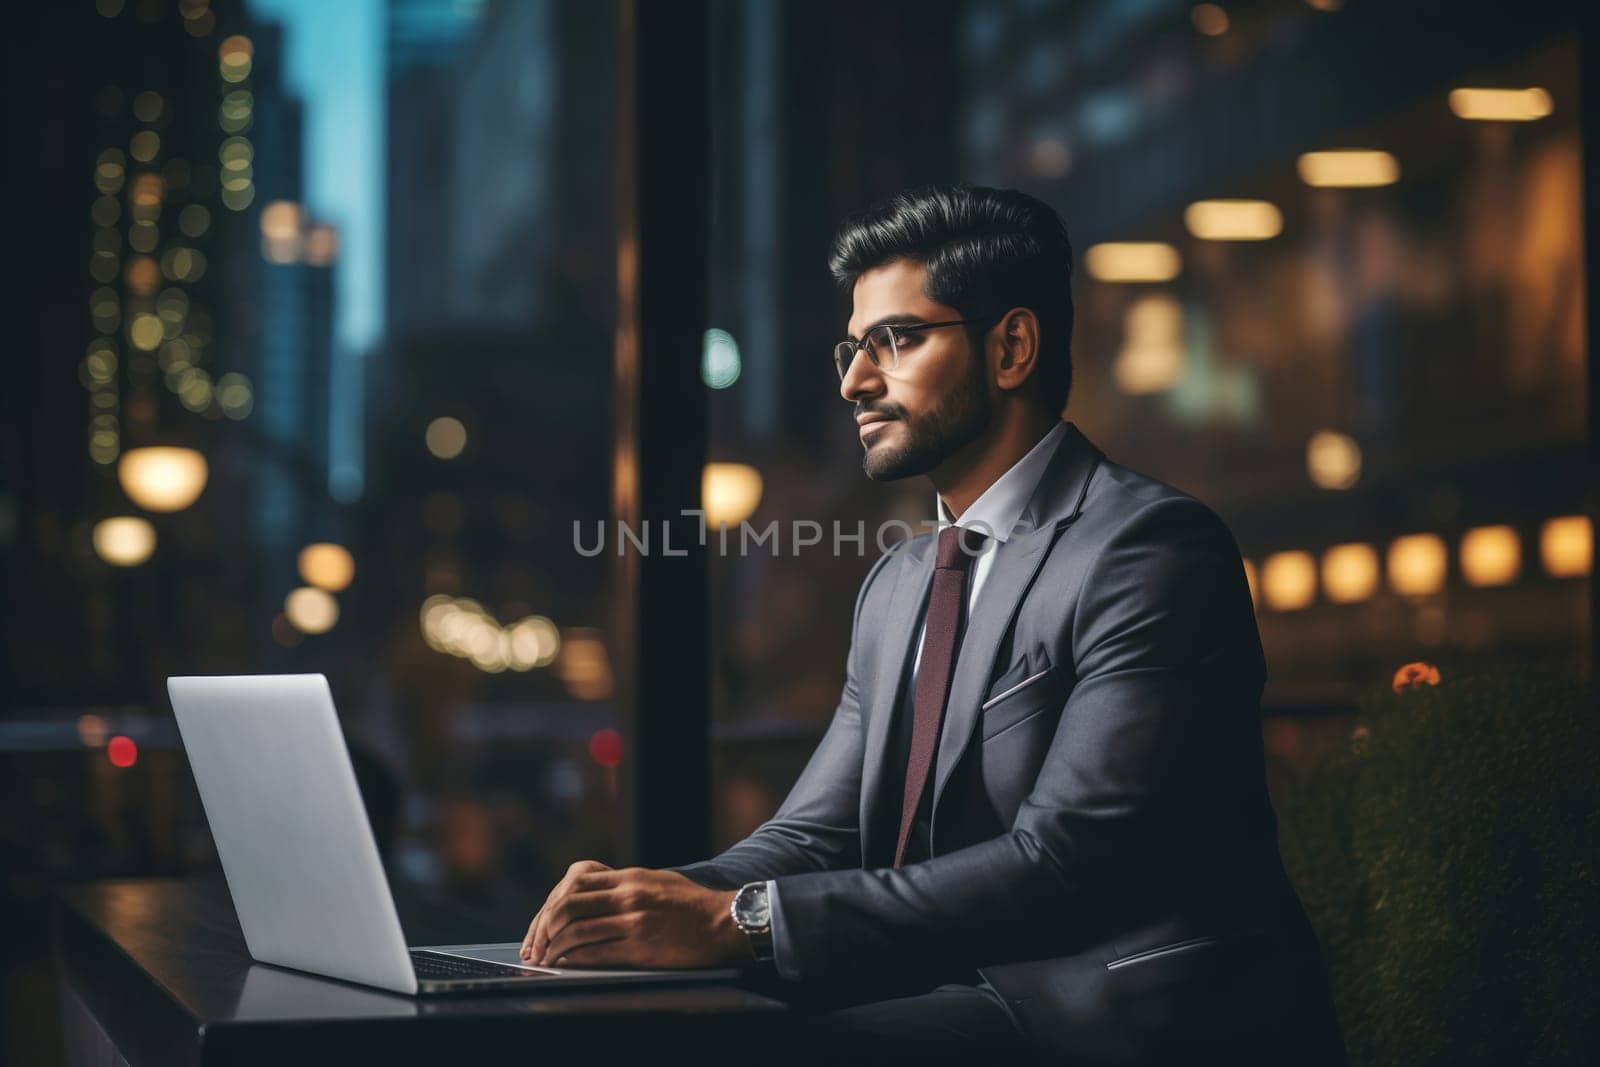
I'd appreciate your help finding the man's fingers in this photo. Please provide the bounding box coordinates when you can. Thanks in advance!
[529,874,630,960]
[542,913,635,966]
[570,869,624,894]
[538,888,635,955]
[520,908,543,958]
[519,860,617,960]
[522,879,568,959]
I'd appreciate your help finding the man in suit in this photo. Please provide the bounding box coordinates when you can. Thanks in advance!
[520,184,1346,1064]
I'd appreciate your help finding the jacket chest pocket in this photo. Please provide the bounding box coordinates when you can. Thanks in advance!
[979,663,1065,742]
[974,662,1068,827]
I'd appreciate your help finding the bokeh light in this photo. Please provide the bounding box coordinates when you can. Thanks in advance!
[1262,551,1317,611]
[1113,295,1185,395]
[507,615,561,670]
[107,736,138,769]
[1306,430,1361,489]
[131,90,163,123]
[702,463,763,527]
[1320,543,1379,603]
[218,35,253,83]
[701,328,742,389]
[1539,516,1591,578]
[117,446,208,512]
[178,203,211,238]
[1448,87,1552,122]
[1459,525,1520,587]
[284,587,339,634]
[588,728,624,768]
[303,223,339,266]
[1084,242,1181,283]
[92,516,156,566]
[260,200,303,263]
[216,372,254,419]
[76,714,109,748]
[1184,199,1283,241]
[1190,3,1228,36]
[425,416,468,459]
[557,628,614,699]
[1297,149,1400,187]
[297,543,355,592]
[1387,533,1448,597]
[129,130,160,162]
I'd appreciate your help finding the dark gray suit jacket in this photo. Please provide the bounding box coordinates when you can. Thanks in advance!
[673,422,1347,1064]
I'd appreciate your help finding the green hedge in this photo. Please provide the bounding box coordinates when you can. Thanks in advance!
[1277,662,1598,1065]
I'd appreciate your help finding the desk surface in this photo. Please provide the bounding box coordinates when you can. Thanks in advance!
[54,878,791,1066]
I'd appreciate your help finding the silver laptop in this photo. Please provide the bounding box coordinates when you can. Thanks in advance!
[168,673,742,995]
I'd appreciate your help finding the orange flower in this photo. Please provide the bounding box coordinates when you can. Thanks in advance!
[1392,661,1441,693]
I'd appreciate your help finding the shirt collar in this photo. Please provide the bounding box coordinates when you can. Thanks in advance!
[935,421,1067,544]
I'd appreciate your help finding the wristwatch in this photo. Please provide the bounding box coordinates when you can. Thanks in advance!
[731,881,775,963]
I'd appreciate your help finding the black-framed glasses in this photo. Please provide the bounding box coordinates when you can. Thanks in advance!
[833,317,997,380]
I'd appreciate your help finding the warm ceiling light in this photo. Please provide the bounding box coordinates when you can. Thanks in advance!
[1321,543,1379,603]
[1296,150,1400,188]
[1448,87,1553,122]
[93,516,157,566]
[1084,242,1182,282]
[1262,551,1317,611]
[703,463,764,527]
[1459,525,1520,588]
[1184,199,1282,241]
[1387,534,1447,596]
[284,587,339,634]
[1540,515,1592,577]
[118,446,208,512]
[1242,558,1258,608]
[1306,430,1361,489]
[298,543,355,592]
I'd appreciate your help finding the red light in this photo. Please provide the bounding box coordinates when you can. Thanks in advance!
[108,735,138,768]
[588,728,623,768]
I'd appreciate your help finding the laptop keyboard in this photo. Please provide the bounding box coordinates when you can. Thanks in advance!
[410,950,550,980]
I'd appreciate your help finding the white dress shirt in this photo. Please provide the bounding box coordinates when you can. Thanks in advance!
[910,419,1067,679]
[762,420,1067,978]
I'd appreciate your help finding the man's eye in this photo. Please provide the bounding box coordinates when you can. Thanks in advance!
[890,327,915,344]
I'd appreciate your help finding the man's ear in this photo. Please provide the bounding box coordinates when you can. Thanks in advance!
[992,307,1040,392]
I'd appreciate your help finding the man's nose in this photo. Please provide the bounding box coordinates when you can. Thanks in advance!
[838,347,883,403]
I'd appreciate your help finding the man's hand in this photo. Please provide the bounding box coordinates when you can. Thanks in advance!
[519,861,747,969]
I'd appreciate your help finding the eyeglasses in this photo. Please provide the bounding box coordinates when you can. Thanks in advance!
[833,317,997,380]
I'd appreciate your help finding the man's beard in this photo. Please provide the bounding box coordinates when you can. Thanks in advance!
[860,355,992,481]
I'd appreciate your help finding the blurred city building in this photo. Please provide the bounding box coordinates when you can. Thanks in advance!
[358,0,620,910]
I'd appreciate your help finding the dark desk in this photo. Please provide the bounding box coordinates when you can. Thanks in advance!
[54,879,793,1066]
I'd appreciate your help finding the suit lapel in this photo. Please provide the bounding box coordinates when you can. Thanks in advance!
[929,526,1059,814]
[857,537,934,865]
[857,421,1105,863]
[929,423,1104,836]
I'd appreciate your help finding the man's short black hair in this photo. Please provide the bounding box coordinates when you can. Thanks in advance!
[828,183,1075,415]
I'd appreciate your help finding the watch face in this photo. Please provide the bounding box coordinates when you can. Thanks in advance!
[735,885,771,927]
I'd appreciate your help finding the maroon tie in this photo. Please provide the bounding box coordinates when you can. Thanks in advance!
[894,524,987,869]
